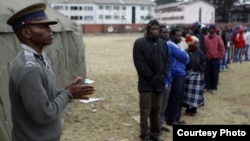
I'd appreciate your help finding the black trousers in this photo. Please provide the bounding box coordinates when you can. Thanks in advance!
[205,59,220,90]
[139,92,163,139]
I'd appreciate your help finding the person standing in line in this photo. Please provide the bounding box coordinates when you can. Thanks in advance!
[204,24,225,94]
[243,27,250,61]
[159,25,171,132]
[190,21,207,56]
[190,21,201,38]
[7,3,95,141]
[159,25,170,41]
[227,28,233,64]
[234,26,245,64]
[166,28,189,126]
[177,24,189,51]
[183,35,206,116]
[220,26,231,71]
[133,20,170,141]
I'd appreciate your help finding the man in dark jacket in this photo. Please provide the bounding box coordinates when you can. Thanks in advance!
[133,20,170,141]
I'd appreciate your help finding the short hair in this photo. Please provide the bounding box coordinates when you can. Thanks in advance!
[159,25,167,32]
[169,28,181,38]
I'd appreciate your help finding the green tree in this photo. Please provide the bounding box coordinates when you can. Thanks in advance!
[205,0,244,22]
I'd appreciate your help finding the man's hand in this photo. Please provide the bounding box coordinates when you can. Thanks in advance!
[66,76,95,99]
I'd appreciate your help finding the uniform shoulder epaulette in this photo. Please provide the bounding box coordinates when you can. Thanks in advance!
[24,50,36,67]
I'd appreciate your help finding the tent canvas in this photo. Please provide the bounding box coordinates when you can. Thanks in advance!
[0,0,87,140]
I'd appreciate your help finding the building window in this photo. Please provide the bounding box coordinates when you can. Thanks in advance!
[71,16,78,20]
[162,16,184,21]
[114,15,120,19]
[84,6,93,11]
[84,16,93,21]
[54,5,63,10]
[99,15,103,19]
[79,6,82,10]
[141,7,145,10]
[105,6,112,10]
[114,6,119,10]
[140,16,145,20]
[99,5,103,10]
[105,15,112,19]
[160,7,183,13]
[70,6,78,11]
[65,6,68,10]
[122,6,126,10]
[70,16,83,20]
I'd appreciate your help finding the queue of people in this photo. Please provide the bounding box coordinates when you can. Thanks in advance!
[132,19,249,141]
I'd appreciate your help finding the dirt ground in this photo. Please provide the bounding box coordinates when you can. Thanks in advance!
[60,33,250,141]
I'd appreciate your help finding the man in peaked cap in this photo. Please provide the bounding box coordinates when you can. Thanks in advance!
[133,19,170,141]
[7,2,95,141]
[7,2,58,31]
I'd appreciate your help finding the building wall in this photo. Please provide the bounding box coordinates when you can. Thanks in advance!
[184,1,214,24]
[50,3,155,25]
[81,24,146,33]
[159,8,185,25]
[155,1,215,25]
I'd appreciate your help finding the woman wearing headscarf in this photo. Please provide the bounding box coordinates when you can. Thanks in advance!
[183,35,206,116]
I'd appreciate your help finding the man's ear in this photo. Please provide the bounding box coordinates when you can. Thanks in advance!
[21,27,31,39]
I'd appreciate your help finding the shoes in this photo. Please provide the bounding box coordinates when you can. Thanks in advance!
[177,120,186,124]
[161,126,170,132]
[211,90,217,94]
[167,120,185,126]
[140,135,149,141]
[185,111,196,116]
[141,138,149,141]
[206,89,217,94]
[150,136,164,141]
[205,89,210,93]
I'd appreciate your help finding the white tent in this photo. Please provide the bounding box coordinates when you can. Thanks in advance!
[0,0,87,140]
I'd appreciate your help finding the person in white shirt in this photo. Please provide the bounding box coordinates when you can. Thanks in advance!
[243,27,250,61]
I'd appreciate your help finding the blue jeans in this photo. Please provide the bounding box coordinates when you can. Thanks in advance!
[236,48,244,63]
[220,49,229,70]
[245,44,250,60]
[227,46,232,63]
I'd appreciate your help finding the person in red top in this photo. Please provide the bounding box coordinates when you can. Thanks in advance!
[204,24,225,94]
[234,27,245,63]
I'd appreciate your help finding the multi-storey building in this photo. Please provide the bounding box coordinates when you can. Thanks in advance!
[47,0,156,33]
[155,0,215,25]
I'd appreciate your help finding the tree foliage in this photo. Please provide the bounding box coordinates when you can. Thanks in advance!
[204,0,247,22]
